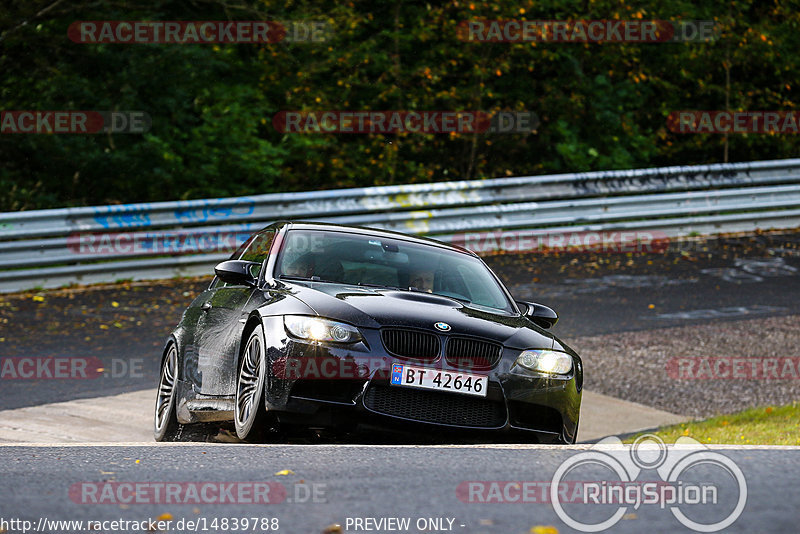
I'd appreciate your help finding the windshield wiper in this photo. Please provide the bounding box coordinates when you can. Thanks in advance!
[433,293,471,304]
[278,275,339,284]
[356,282,405,291]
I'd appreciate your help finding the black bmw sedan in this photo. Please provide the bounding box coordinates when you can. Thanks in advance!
[154,221,582,444]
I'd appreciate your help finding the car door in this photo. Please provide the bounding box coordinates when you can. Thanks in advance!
[194,229,276,396]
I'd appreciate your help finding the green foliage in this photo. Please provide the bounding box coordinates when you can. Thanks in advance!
[1,0,800,210]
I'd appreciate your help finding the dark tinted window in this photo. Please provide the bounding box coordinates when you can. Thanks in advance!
[213,230,275,288]
[276,229,513,311]
[239,231,276,263]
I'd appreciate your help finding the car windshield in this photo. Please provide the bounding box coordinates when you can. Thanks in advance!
[275,229,514,312]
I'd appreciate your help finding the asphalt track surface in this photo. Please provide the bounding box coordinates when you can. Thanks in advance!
[0,444,797,534]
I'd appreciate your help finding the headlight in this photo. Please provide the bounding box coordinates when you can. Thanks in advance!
[515,349,573,375]
[283,315,362,343]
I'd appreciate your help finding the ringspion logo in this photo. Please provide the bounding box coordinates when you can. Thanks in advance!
[550,435,746,532]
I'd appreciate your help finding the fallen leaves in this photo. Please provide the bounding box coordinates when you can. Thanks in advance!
[211,428,242,443]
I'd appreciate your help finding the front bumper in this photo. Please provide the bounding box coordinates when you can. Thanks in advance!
[262,318,582,444]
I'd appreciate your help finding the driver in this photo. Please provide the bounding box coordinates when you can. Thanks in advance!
[409,267,434,293]
[284,253,315,278]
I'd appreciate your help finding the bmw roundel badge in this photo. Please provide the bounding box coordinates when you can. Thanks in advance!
[434,322,451,331]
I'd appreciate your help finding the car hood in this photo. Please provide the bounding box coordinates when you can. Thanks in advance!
[277,281,555,350]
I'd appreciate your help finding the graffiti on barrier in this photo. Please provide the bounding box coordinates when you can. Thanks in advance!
[92,205,152,228]
[173,199,256,223]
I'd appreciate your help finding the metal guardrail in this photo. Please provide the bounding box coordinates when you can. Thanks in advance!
[1,158,800,292]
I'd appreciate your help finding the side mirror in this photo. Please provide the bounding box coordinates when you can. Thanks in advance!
[214,260,260,287]
[516,300,559,329]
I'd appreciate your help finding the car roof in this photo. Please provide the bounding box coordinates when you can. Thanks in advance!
[268,220,478,257]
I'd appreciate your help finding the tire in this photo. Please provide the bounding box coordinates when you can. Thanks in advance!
[234,326,274,441]
[154,342,181,441]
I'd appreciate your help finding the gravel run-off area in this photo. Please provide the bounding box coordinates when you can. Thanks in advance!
[570,314,800,418]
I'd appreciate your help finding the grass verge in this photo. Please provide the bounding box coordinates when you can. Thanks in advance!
[625,401,800,445]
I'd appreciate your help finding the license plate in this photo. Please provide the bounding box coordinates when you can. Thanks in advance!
[389,363,488,397]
